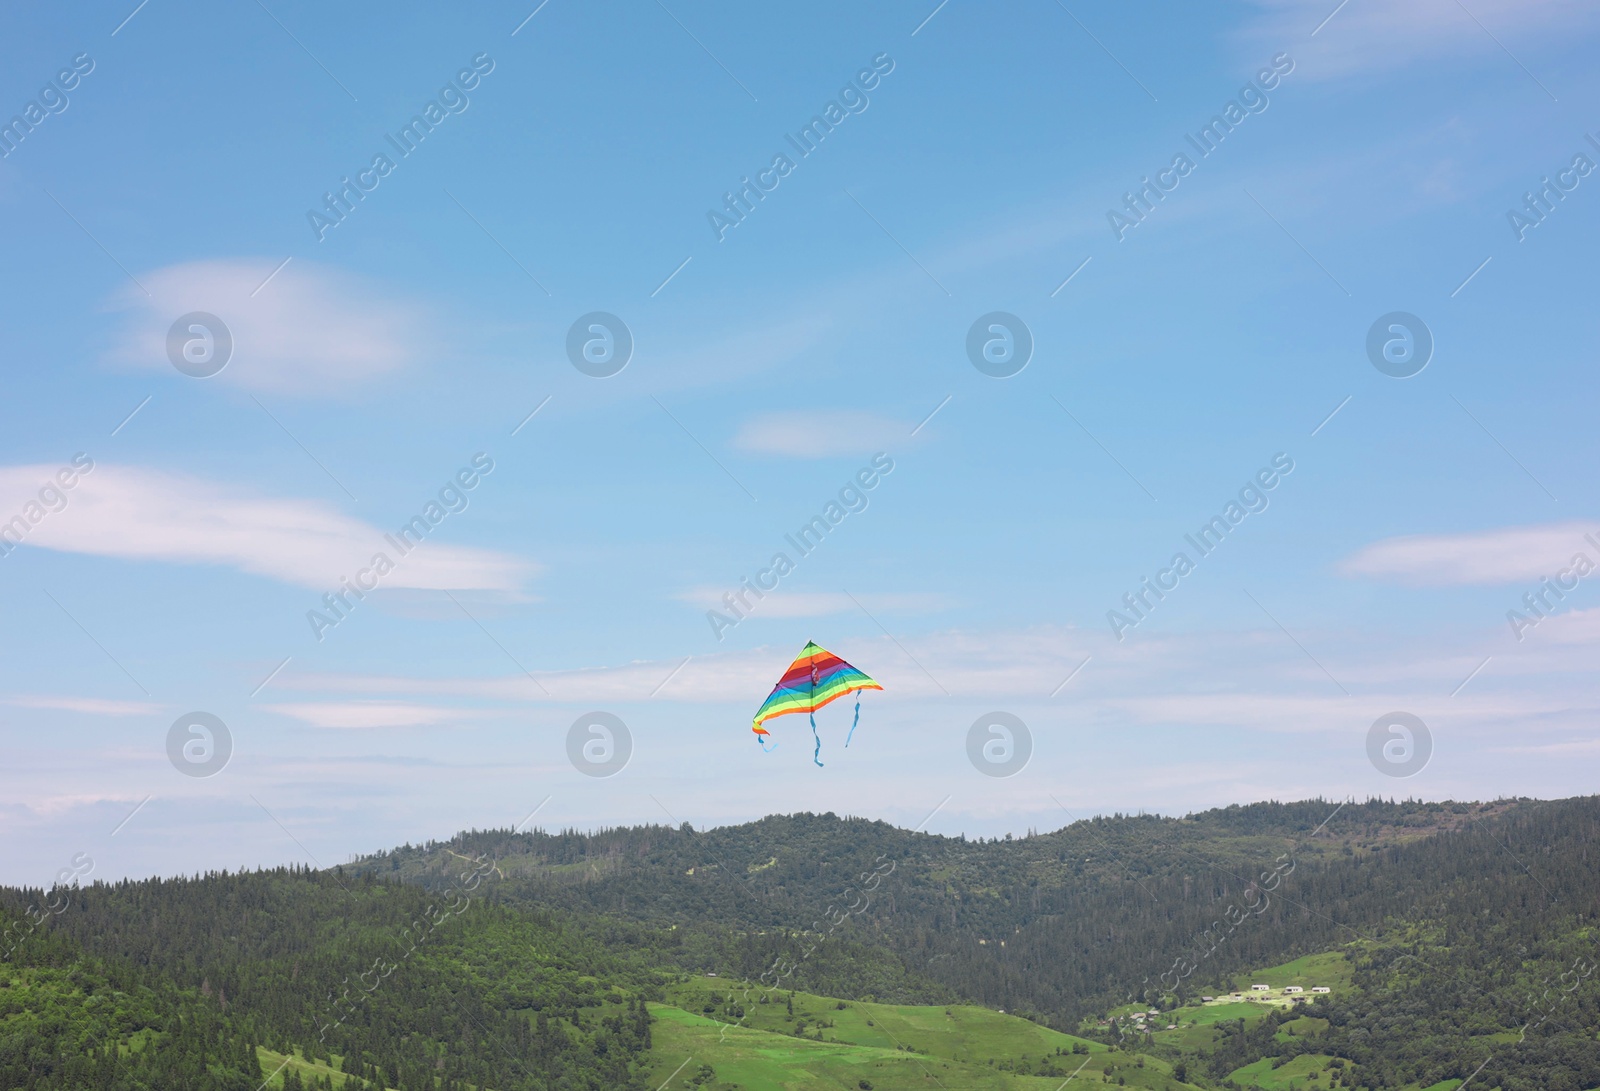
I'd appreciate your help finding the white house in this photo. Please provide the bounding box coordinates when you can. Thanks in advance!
[1283,986,1303,994]
[1311,986,1330,993]
[1201,996,1215,1002]
[1250,984,1270,992]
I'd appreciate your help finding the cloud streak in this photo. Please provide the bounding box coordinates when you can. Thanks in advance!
[0,463,534,592]
[1338,522,1598,586]
[732,410,917,458]
[1236,0,1595,82]
[262,701,490,729]
[674,588,947,619]
[106,259,428,395]
[0,695,159,717]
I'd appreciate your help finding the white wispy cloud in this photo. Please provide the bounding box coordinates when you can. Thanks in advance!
[285,627,1083,706]
[674,588,948,619]
[1338,522,1598,586]
[1236,0,1596,81]
[262,701,488,729]
[0,462,535,591]
[0,695,158,716]
[263,619,1600,722]
[731,410,916,458]
[1518,606,1600,646]
[654,317,833,391]
[106,259,428,395]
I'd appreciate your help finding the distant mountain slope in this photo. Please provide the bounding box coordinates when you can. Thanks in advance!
[2,866,663,1091]
[6,795,1598,1090]
[357,797,1589,1024]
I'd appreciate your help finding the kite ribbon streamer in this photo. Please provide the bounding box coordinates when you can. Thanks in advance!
[810,711,823,767]
[844,692,862,748]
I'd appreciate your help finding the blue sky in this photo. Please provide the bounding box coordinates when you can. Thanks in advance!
[2,0,1598,884]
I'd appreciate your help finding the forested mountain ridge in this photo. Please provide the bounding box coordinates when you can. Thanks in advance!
[4,794,1598,1090]
[2,865,664,1090]
[354,796,1577,1022]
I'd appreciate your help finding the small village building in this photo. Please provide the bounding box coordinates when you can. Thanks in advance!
[1283,986,1303,994]
[1251,984,1270,991]
[1311,986,1330,993]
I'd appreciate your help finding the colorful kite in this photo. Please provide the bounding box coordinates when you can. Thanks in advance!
[752,641,881,766]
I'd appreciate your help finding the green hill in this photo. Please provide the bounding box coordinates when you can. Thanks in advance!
[663,979,1104,1064]
[645,992,1196,1091]
[7,795,1600,1089]
[357,796,1583,1031]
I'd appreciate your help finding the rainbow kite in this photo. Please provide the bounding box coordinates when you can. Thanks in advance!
[752,641,881,767]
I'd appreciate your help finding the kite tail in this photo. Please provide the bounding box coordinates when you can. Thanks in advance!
[756,732,777,753]
[810,711,823,767]
[844,692,862,748]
